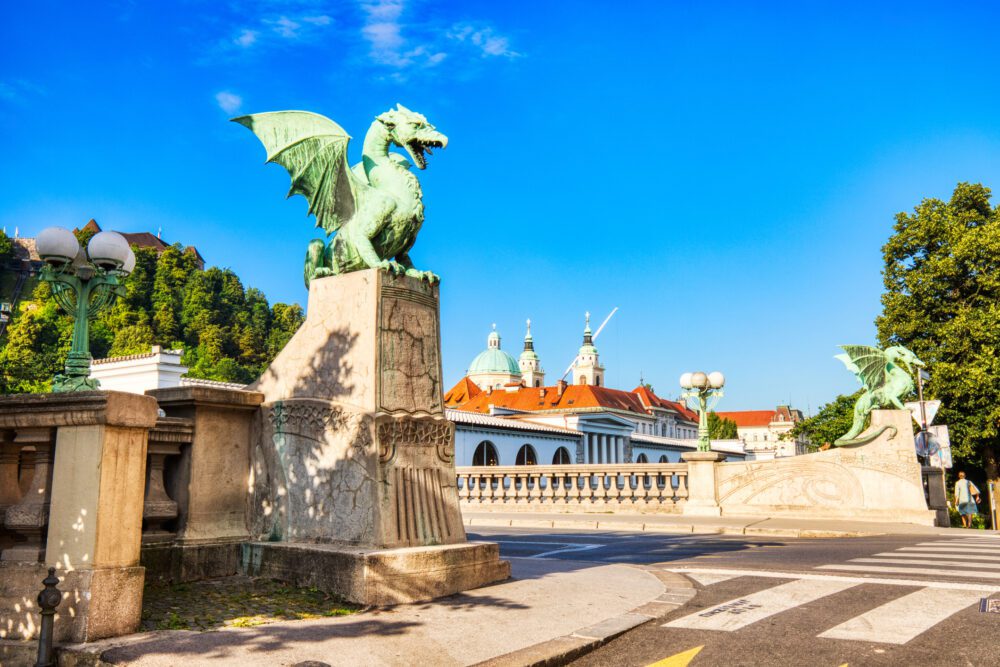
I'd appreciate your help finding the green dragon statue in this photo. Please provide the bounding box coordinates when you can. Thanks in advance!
[834,344,924,446]
[233,104,448,286]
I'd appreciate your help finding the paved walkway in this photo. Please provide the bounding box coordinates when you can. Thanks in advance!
[59,558,691,667]
[462,511,999,538]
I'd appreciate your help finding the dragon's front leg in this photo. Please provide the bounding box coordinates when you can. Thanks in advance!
[396,251,440,284]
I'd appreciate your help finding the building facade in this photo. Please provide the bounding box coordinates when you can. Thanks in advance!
[716,405,810,459]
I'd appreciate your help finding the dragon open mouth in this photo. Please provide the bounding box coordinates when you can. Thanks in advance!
[405,139,445,170]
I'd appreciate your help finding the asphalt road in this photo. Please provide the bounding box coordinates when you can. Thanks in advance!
[469,527,1000,666]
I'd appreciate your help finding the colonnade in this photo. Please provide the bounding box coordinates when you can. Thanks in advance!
[584,433,627,463]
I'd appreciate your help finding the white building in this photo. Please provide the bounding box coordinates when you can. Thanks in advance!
[716,406,810,459]
[446,318,746,465]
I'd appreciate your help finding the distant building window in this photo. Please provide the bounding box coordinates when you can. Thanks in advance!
[659,455,669,463]
[552,447,571,465]
[579,377,588,385]
[595,376,601,386]
[472,441,500,466]
[516,444,537,466]
[535,380,541,387]
[636,453,649,463]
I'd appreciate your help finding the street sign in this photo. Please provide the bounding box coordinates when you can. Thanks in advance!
[905,400,940,427]
[927,425,952,468]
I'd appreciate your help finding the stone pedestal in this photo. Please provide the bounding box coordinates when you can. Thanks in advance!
[248,270,509,604]
[680,451,725,516]
[0,391,158,642]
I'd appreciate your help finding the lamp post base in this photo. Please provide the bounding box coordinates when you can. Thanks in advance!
[52,352,100,393]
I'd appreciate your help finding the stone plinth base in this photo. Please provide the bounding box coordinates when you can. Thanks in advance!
[0,562,143,642]
[239,541,510,606]
[141,540,243,584]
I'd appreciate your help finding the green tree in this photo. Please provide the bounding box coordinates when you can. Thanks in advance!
[784,391,861,449]
[0,229,14,265]
[708,411,739,439]
[876,182,1000,486]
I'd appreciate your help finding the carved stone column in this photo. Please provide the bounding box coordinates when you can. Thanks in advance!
[2,428,54,562]
[0,431,21,551]
[17,448,35,496]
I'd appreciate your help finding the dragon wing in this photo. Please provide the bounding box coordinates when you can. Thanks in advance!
[232,111,364,234]
[837,345,890,391]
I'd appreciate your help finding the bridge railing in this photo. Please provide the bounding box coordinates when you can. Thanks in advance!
[456,463,689,513]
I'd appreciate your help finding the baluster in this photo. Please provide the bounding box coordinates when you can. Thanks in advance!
[143,440,181,545]
[676,470,689,503]
[2,428,54,562]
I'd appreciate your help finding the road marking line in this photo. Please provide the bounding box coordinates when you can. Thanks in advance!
[913,543,1000,552]
[646,645,704,667]
[664,579,857,632]
[686,572,739,586]
[666,567,1000,592]
[883,550,1000,562]
[895,547,1000,558]
[818,587,987,645]
[530,544,603,559]
[817,564,1000,580]
[851,557,1000,570]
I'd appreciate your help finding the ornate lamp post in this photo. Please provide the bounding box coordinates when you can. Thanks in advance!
[679,370,725,452]
[35,226,134,392]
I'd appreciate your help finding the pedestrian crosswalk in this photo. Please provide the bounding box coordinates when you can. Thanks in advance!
[665,537,1000,646]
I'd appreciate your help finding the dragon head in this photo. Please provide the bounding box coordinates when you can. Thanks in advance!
[377,104,448,170]
[886,345,924,371]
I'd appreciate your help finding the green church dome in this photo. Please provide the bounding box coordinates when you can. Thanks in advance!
[468,327,521,376]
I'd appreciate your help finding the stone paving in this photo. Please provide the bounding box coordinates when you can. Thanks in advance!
[140,576,359,632]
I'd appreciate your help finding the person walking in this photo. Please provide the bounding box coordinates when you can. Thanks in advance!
[954,471,981,528]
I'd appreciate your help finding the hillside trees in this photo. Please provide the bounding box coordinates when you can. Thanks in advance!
[876,182,1000,484]
[708,412,739,439]
[0,243,303,392]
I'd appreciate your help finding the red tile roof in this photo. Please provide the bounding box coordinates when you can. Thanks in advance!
[715,410,776,428]
[446,378,697,423]
[444,377,482,406]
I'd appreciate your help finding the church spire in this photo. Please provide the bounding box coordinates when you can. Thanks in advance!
[519,318,545,387]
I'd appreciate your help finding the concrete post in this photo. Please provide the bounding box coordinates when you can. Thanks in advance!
[680,451,725,516]
[0,391,158,643]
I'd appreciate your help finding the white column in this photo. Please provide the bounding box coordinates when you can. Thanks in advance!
[616,437,623,463]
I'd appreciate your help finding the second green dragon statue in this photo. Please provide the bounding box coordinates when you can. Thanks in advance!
[234,104,448,286]
[834,344,924,446]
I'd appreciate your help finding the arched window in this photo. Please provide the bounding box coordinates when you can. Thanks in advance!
[579,376,588,385]
[636,453,649,463]
[595,376,601,386]
[658,455,669,463]
[472,441,499,466]
[535,379,541,387]
[552,447,571,465]
[515,444,537,466]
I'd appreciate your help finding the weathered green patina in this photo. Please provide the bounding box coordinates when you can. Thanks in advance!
[233,105,448,286]
[834,344,924,446]
[41,264,125,392]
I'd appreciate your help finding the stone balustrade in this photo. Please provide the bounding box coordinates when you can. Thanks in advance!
[1,427,56,562]
[456,463,689,513]
[142,417,193,545]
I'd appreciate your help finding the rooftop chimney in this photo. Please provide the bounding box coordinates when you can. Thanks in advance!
[556,379,568,396]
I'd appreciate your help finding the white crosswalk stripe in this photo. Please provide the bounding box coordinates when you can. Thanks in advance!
[817,538,1000,581]
[664,578,858,631]
[817,587,989,645]
[665,567,997,645]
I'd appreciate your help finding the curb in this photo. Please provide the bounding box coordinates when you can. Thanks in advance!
[464,515,882,539]
[473,568,696,667]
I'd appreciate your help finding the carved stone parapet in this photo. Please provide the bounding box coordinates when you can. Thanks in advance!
[2,428,55,562]
[0,390,159,430]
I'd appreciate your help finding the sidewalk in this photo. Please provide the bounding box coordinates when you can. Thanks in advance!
[462,511,1000,538]
[45,557,694,667]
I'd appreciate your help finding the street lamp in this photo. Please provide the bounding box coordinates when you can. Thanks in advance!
[35,227,134,392]
[679,370,725,452]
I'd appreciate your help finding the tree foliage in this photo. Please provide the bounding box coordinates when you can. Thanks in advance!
[0,229,14,265]
[876,182,1000,481]
[708,411,739,439]
[784,391,862,448]
[0,243,303,392]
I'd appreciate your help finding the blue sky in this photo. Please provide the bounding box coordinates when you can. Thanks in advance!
[3,1,1000,411]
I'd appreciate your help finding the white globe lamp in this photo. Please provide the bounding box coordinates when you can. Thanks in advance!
[36,227,80,266]
[87,231,131,270]
[708,371,725,389]
[679,372,693,390]
[690,371,708,390]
